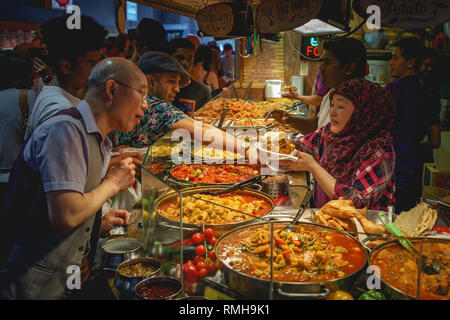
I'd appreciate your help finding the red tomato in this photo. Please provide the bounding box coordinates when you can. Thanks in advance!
[204,227,215,240]
[183,264,198,281]
[207,236,218,246]
[192,255,204,265]
[195,244,206,256]
[185,260,195,267]
[191,232,204,245]
[208,250,216,260]
[206,262,216,275]
[196,261,206,270]
[198,268,208,278]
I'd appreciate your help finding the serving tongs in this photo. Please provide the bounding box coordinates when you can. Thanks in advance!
[200,175,266,196]
[217,106,229,128]
[378,209,442,275]
[243,81,253,102]
[283,180,315,232]
[421,197,450,210]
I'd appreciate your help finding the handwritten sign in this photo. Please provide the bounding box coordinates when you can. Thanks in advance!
[197,3,234,37]
[354,0,450,29]
[256,0,323,33]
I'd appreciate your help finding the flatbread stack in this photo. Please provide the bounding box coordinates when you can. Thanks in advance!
[315,197,386,234]
[394,202,438,237]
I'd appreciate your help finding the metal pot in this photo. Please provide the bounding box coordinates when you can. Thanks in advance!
[100,237,144,276]
[261,180,289,199]
[215,218,369,299]
[115,257,162,293]
[154,186,275,243]
[134,276,183,300]
[368,237,450,300]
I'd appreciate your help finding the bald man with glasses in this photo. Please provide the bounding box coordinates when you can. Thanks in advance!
[0,58,147,299]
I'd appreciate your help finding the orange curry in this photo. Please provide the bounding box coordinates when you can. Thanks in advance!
[372,241,450,300]
[217,224,366,282]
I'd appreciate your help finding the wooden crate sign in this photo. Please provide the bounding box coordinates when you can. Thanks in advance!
[197,2,254,37]
[256,0,323,33]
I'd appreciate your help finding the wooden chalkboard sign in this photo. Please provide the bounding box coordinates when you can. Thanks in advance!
[197,2,253,37]
[354,0,450,29]
[256,0,323,33]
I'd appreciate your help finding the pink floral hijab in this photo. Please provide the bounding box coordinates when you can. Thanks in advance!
[321,78,396,182]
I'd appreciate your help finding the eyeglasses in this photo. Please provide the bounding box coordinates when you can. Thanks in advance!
[111,78,148,105]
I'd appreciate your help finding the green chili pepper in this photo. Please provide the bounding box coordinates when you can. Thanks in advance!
[358,290,386,300]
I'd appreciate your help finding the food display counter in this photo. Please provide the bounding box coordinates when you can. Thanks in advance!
[101,95,450,301]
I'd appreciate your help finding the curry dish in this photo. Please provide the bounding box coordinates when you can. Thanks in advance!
[170,164,259,184]
[372,241,450,300]
[217,224,366,282]
[158,193,272,225]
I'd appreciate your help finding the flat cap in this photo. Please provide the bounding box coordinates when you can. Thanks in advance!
[138,51,191,87]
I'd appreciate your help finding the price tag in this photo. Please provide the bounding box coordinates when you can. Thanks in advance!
[204,286,235,300]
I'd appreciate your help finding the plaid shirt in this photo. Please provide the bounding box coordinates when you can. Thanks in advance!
[297,128,396,211]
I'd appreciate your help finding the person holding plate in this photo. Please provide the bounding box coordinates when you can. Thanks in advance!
[279,78,396,211]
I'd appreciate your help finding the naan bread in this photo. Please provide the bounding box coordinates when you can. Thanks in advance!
[320,197,359,219]
[394,203,438,237]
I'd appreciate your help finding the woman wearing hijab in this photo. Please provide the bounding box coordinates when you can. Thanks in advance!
[279,78,396,211]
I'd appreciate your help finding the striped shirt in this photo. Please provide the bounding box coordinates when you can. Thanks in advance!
[296,128,396,211]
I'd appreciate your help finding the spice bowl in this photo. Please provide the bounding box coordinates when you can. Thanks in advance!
[134,276,183,300]
[115,257,162,293]
[101,237,144,277]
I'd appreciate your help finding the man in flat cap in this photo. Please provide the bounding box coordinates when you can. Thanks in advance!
[109,51,253,162]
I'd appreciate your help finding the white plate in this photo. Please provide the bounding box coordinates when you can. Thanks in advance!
[252,141,299,162]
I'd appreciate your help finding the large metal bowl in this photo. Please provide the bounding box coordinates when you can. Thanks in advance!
[154,186,275,242]
[215,218,369,299]
[368,237,450,300]
[115,257,162,293]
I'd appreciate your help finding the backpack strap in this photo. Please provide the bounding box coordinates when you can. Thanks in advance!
[19,89,29,131]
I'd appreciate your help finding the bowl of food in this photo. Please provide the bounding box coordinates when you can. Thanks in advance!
[369,238,450,300]
[145,160,167,175]
[100,237,144,276]
[155,186,275,239]
[134,276,183,300]
[115,257,162,293]
[215,219,368,299]
[169,163,260,186]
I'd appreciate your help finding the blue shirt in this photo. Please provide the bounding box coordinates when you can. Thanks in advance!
[0,89,36,183]
[23,100,112,194]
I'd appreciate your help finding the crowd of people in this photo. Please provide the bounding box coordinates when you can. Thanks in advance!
[0,13,446,300]
[0,16,241,300]
[267,37,445,214]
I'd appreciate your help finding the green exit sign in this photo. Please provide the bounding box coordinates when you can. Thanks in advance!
[302,36,320,58]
